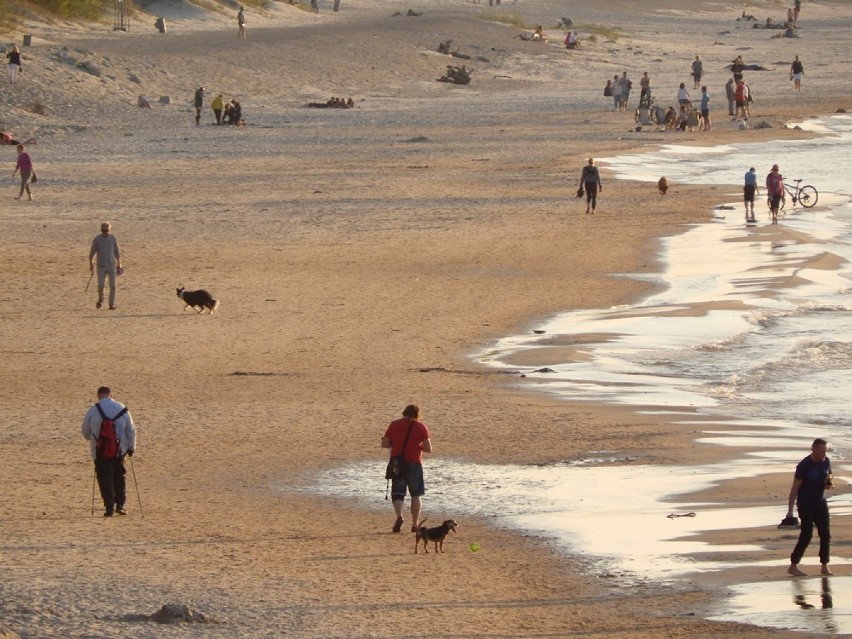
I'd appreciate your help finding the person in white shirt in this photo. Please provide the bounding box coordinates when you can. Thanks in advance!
[81,386,137,517]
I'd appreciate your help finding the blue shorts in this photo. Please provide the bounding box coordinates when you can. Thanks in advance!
[391,462,425,500]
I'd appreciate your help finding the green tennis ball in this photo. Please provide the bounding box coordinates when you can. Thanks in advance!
[469,542,480,553]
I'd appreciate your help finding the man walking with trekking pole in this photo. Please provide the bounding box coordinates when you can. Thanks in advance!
[81,386,136,517]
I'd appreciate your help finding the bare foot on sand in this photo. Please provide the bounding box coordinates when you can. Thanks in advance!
[821,565,833,576]
[788,564,807,577]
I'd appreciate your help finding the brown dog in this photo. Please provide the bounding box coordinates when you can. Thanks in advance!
[658,176,670,195]
[414,519,458,554]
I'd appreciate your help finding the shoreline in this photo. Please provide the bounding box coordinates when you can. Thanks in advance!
[464,114,852,592]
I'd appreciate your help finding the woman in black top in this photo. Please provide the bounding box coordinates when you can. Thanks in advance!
[6,45,22,84]
[731,56,745,83]
[580,158,603,214]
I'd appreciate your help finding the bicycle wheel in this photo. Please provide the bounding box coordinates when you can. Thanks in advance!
[797,185,818,208]
[634,108,641,123]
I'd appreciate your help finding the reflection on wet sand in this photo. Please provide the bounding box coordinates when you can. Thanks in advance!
[715,576,846,635]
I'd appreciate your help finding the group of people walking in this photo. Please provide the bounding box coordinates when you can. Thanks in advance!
[744,163,786,224]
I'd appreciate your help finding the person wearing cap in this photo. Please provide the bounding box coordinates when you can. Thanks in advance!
[89,221,123,310]
[194,87,204,126]
[766,164,784,224]
[743,167,758,222]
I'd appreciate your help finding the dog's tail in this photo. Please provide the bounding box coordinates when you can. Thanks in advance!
[416,518,427,528]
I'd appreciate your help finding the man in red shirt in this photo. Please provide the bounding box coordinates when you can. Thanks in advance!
[766,164,785,224]
[381,404,432,533]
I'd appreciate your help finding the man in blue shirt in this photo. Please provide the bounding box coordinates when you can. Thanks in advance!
[787,438,833,576]
[743,167,758,223]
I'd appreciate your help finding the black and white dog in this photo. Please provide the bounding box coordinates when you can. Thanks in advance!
[176,287,220,314]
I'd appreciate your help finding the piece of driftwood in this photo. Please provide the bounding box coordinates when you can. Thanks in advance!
[438,65,473,85]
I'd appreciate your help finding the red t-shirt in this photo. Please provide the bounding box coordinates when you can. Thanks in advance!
[384,418,430,464]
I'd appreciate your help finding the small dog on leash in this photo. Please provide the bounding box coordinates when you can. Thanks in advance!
[414,519,458,554]
[658,176,670,195]
[176,287,219,314]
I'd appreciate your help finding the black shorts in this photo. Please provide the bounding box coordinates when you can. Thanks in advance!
[744,184,756,202]
[701,108,710,118]
[735,100,745,108]
[768,194,782,209]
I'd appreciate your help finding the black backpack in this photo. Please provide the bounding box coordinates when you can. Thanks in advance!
[95,404,128,460]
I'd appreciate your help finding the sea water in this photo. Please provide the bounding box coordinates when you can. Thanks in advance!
[479,115,852,442]
[305,116,852,634]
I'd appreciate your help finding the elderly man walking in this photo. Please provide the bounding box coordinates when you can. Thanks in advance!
[81,386,137,517]
[89,221,123,310]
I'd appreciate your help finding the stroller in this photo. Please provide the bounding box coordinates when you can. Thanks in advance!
[635,92,666,129]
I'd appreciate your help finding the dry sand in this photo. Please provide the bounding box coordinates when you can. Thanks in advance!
[2,0,852,637]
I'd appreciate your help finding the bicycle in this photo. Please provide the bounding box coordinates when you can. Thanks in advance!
[780,177,818,210]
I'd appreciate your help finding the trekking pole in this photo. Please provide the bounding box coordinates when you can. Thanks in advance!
[85,271,94,292]
[91,464,96,516]
[128,454,144,518]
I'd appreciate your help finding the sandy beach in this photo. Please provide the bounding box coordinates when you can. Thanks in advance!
[2,0,852,636]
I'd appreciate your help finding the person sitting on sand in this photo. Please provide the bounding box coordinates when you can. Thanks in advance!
[223,100,235,124]
[677,105,692,131]
[664,106,678,129]
[565,31,579,49]
[532,26,547,42]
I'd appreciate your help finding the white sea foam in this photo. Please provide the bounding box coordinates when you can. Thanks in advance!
[478,115,852,443]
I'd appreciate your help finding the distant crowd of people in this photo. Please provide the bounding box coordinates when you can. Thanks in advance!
[307,97,355,109]
[604,39,803,134]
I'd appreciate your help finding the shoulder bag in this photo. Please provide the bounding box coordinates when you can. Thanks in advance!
[385,419,414,480]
